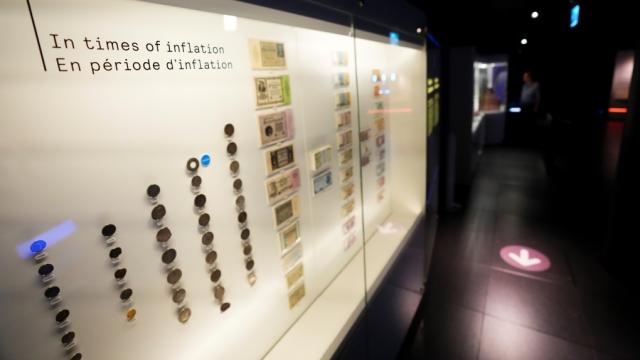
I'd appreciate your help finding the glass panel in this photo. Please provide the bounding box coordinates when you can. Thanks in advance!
[353,25,427,297]
[0,1,366,359]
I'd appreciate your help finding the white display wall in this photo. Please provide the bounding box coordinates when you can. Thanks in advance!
[0,1,425,359]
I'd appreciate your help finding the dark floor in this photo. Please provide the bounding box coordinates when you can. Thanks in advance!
[404,148,640,360]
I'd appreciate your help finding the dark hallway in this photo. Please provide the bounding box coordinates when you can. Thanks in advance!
[405,147,640,359]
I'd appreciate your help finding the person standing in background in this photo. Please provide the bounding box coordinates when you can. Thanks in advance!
[520,71,540,113]
[518,71,541,146]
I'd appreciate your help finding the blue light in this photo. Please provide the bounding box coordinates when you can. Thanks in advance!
[17,220,76,259]
[570,5,580,28]
[389,32,399,45]
[509,107,522,113]
[201,154,211,167]
[30,240,47,254]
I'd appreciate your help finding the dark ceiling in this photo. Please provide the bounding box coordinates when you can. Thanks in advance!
[409,0,640,52]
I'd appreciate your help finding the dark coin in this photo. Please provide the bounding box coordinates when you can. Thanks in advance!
[38,263,54,276]
[172,288,186,304]
[227,142,238,156]
[224,123,235,137]
[109,247,122,260]
[120,288,133,301]
[229,160,240,173]
[205,251,217,265]
[162,249,177,264]
[245,258,255,271]
[71,353,82,360]
[61,331,75,346]
[214,285,225,301]
[156,227,172,243]
[243,244,252,256]
[210,269,221,283]
[237,211,247,223]
[235,195,246,209]
[151,205,166,221]
[55,309,70,323]
[233,179,243,191]
[147,184,160,198]
[194,194,207,208]
[221,302,231,312]
[167,269,182,285]
[241,228,250,240]
[191,175,202,187]
[186,157,200,172]
[101,224,116,237]
[198,213,210,227]
[178,307,191,323]
[201,232,214,246]
[114,268,127,280]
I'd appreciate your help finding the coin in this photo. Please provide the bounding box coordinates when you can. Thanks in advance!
[243,244,252,256]
[205,250,217,265]
[167,269,182,285]
[156,227,172,243]
[109,247,122,260]
[201,232,214,246]
[151,205,166,220]
[194,194,206,208]
[126,308,137,321]
[210,269,221,283]
[229,160,240,174]
[101,224,116,237]
[61,331,75,346]
[245,258,255,271]
[162,249,177,265]
[247,272,257,286]
[178,307,191,323]
[186,157,200,172]
[120,288,133,301]
[198,213,210,227]
[55,309,70,323]
[237,211,247,223]
[146,184,160,198]
[114,268,127,280]
[38,263,54,276]
[227,142,238,156]
[224,123,235,137]
[235,195,246,209]
[191,175,202,188]
[214,285,225,301]
[172,288,186,304]
[233,179,243,191]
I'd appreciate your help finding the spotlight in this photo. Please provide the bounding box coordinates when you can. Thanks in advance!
[520,38,528,45]
[531,11,539,19]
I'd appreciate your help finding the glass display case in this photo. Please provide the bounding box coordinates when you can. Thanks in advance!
[472,58,508,148]
[0,1,426,359]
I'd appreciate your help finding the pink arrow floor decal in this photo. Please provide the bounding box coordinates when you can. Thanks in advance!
[500,245,551,272]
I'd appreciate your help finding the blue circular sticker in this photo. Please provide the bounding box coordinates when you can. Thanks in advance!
[201,154,211,167]
[30,240,47,253]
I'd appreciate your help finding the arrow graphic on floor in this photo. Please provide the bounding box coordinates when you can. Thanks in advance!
[508,249,542,267]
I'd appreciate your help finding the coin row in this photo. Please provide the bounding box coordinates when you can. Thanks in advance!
[224,122,257,285]
[30,240,83,360]
[186,156,231,312]
[100,224,137,321]
[146,184,192,323]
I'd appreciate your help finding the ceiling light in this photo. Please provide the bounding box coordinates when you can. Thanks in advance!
[520,38,528,45]
[531,11,539,19]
